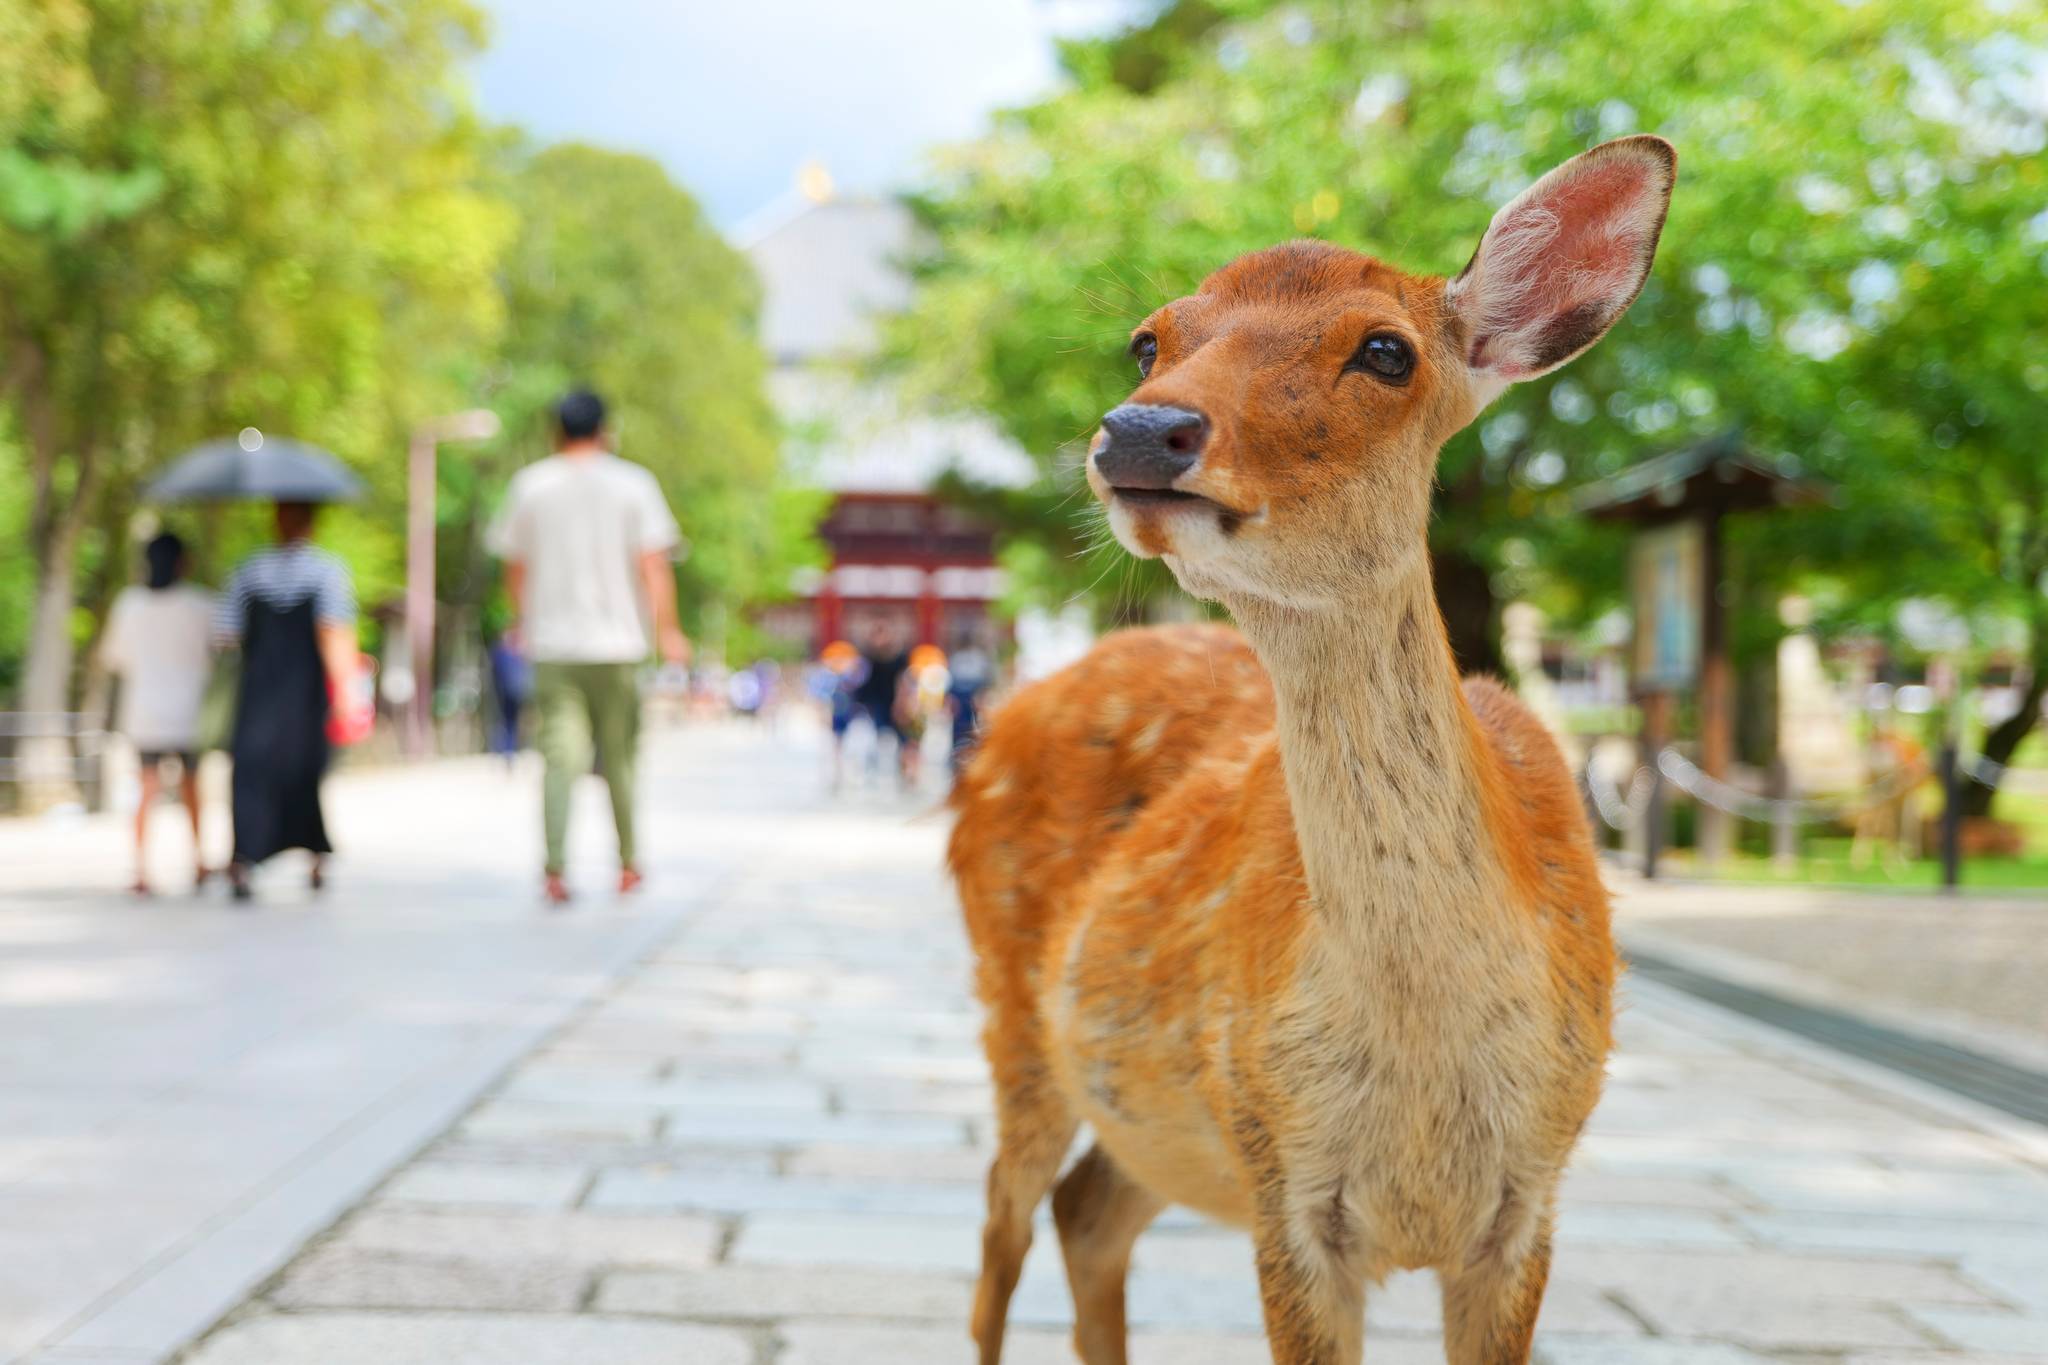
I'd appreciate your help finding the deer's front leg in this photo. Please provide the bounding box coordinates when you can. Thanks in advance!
[1249,1210,1365,1365]
[1440,1217,1552,1365]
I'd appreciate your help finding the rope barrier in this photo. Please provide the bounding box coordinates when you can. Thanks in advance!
[1585,743,2027,897]
[1584,762,1653,832]
[1655,748,1929,823]
[1582,744,1984,831]
[1959,750,2008,788]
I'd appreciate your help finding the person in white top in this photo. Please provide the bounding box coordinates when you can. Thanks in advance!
[100,533,216,895]
[486,390,688,906]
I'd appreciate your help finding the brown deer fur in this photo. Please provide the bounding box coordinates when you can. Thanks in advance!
[949,136,1676,1365]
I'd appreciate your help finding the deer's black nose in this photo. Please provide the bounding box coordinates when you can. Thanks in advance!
[1096,404,1208,489]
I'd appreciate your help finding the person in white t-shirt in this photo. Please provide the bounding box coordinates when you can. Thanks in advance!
[486,390,688,906]
[101,533,216,895]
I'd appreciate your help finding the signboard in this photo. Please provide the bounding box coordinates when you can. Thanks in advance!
[1630,518,1703,692]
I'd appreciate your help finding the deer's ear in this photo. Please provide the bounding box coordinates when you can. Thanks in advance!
[1446,135,1675,388]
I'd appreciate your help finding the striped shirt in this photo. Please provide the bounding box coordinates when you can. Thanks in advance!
[213,542,356,644]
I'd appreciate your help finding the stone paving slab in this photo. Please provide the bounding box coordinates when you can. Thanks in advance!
[377,1161,590,1209]
[266,1245,591,1313]
[181,1313,755,1364]
[774,1321,1454,1365]
[595,1263,976,1322]
[320,1206,723,1268]
[1909,1310,2048,1356]
[586,1167,989,1217]
[39,721,2048,1363]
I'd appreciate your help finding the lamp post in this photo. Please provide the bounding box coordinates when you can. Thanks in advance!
[406,409,501,756]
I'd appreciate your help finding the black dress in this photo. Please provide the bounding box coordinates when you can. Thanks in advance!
[230,597,332,865]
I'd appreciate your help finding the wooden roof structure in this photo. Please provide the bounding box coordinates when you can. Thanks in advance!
[1575,429,1833,525]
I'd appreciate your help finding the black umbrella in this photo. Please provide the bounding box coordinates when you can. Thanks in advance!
[145,429,365,504]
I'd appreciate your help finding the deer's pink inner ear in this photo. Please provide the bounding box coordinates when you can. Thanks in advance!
[1452,139,1673,382]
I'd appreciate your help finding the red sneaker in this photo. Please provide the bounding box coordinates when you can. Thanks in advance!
[618,866,644,896]
[542,873,573,907]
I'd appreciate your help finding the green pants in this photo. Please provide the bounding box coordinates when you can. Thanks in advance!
[535,661,641,874]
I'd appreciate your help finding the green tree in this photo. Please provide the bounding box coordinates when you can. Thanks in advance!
[0,0,508,735]
[0,0,92,138]
[1795,150,2048,814]
[475,143,822,654]
[891,0,2048,808]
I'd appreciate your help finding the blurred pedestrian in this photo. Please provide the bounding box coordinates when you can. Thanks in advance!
[487,389,688,906]
[750,659,783,728]
[214,502,363,903]
[728,663,765,720]
[854,619,913,788]
[487,627,532,762]
[814,641,864,791]
[901,642,950,788]
[1851,726,1928,873]
[101,532,216,895]
[945,635,994,774]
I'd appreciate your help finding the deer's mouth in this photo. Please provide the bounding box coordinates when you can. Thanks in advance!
[1108,487,1216,511]
[1110,486,1257,530]
[1105,485,1263,559]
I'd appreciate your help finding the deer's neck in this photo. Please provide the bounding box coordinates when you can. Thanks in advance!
[1233,556,1506,938]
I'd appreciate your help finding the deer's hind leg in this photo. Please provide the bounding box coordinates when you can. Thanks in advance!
[972,1043,1078,1365]
[1052,1142,1164,1365]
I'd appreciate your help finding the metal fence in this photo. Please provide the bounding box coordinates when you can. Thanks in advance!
[0,714,110,811]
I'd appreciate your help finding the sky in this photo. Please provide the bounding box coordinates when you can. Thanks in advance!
[470,0,1136,234]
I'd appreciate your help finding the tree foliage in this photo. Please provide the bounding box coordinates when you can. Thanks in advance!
[0,8,813,728]
[0,0,509,719]
[890,0,2048,795]
[471,143,824,649]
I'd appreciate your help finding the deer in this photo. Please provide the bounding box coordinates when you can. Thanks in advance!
[948,135,1675,1365]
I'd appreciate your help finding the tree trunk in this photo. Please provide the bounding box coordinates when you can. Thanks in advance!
[12,338,96,808]
[74,485,136,719]
[1961,615,2047,820]
[1430,547,1504,677]
[16,527,85,809]
[20,540,81,715]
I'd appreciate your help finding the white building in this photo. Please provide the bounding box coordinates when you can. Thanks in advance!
[740,180,1034,653]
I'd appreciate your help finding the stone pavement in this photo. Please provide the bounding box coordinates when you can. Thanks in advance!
[0,728,763,1365]
[140,722,2048,1364]
[1607,876,2048,1068]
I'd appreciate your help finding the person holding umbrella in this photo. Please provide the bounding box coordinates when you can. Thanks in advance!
[149,429,368,903]
[212,499,362,900]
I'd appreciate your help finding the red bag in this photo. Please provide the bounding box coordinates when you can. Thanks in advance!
[327,662,375,747]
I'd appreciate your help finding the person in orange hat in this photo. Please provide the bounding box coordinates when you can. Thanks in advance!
[818,640,863,791]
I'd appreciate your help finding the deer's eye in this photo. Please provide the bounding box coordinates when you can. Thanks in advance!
[1130,332,1158,378]
[1346,333,1414,385]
